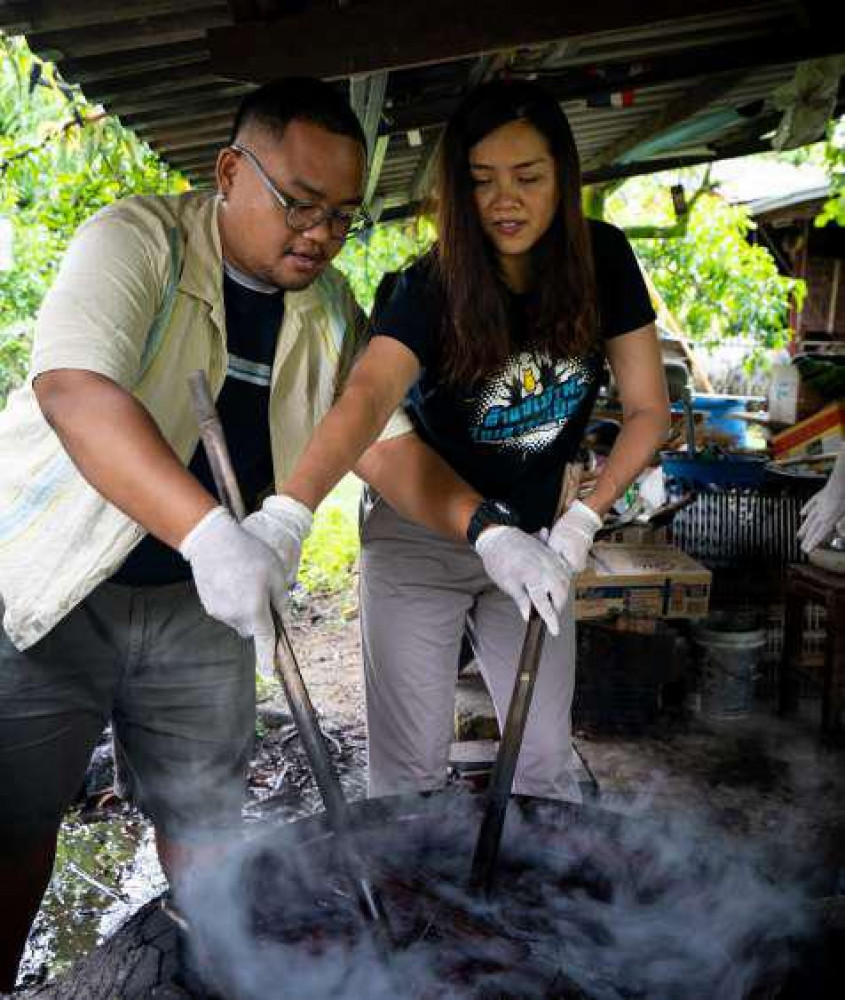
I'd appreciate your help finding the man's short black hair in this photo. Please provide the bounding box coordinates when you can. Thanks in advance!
[229,76,367,152]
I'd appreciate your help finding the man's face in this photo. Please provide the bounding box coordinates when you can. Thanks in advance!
[216,119,366,290]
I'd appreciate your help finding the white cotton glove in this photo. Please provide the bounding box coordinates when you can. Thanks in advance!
[475,526,572,636]
[547,500,603,574]
[241,494,314,588]
[180,506,289,669]
[797,448,845,553]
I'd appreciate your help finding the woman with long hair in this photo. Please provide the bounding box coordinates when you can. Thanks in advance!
[272,79,670,799]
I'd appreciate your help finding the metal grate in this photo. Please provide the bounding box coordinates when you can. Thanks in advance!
[669,487,810,576]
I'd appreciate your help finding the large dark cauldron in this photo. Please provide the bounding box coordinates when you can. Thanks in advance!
[180,791,836,1000]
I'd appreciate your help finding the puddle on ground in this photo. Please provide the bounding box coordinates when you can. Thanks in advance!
[18,808,165,988]
[16,721,369,990]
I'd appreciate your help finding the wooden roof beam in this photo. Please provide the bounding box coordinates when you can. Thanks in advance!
[0,1,224,33]
[384,28,841,134]
[207,0,745,82]
[25,9,230,61]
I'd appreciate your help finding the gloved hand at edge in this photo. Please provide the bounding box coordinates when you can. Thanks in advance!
[798,447,845,553]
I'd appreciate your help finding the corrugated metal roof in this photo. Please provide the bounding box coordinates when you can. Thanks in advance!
[1,0,842,221]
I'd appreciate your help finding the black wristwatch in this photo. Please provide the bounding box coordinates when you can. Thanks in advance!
[466,499,520,546]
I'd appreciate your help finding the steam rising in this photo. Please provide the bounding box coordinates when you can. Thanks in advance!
[179,790,814,999]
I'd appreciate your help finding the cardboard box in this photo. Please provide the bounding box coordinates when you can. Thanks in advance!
[574,543,711,620]
[600,523,669,546]
[771,400,845,459]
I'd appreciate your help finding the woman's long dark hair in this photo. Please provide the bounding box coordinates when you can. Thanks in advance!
[433,79,597,386]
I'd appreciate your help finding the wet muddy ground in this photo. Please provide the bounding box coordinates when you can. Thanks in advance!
[15,589,368,990]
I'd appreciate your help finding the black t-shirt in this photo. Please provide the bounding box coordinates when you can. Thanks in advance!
[372,219,655,533]
[112,270,283,586]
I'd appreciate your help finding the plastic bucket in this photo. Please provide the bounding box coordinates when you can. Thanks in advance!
[692,620,766,719]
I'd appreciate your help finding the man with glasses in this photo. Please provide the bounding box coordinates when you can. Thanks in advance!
[0,76,408,989]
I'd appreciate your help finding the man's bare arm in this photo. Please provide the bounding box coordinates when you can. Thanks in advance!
[35,369,216,548]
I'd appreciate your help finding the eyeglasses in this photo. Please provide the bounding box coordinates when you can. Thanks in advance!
[229,143,371,241]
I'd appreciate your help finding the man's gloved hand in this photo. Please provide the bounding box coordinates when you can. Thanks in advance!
[547,500,603,574]
[180,506,288,667]
[241,494,314,588]
[798,447,845,553]
[475,526,572,636]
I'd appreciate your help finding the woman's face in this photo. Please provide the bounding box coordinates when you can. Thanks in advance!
[469,119,559,286]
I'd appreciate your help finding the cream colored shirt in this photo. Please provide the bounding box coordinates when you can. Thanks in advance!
[0,191,411,650]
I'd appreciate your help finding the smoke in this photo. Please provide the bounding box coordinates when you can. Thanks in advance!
[178,788,817,1000]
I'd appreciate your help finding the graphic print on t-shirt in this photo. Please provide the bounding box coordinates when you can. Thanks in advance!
[471,350,595,453]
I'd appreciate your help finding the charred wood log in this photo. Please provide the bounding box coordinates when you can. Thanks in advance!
[16,897,198,1000]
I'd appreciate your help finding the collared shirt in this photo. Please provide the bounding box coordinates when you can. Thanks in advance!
[0,191,411,650]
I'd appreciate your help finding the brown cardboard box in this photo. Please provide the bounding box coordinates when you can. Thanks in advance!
[600,523,669,546]
[574,543,711,620]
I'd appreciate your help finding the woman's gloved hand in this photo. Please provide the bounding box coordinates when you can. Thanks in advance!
[475,526,572,635]
[798,447,845,553]
[241,494,314,587]
[180,506,290,668]
[547,499,603,573]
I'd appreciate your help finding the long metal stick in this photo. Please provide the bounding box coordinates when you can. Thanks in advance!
[469,462,582,896]
[187,370,389,929]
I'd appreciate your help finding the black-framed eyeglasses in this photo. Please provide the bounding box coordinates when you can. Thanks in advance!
[229,143,371,241]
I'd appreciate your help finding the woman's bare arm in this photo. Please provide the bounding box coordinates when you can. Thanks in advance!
[355,431,483,542]
[584,323,671,516]
[282,335,421,511]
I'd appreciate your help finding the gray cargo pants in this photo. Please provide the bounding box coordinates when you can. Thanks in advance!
[360,497,580,801]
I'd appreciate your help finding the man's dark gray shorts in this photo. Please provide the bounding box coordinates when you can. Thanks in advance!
[0,581,254,846]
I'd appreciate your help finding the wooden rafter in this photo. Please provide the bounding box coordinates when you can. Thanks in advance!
[0,1,224,33]
[24,10,229,61]
[226,0,260,22]
[383,28,839,135]
[207,0,745,82]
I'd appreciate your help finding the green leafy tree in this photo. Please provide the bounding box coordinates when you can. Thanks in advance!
[606,170,805,355]
[0,34,184,403]
[815,115,845,227]
[336,216,434,313]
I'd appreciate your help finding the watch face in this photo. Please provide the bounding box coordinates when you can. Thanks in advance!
[468,499,519,544]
